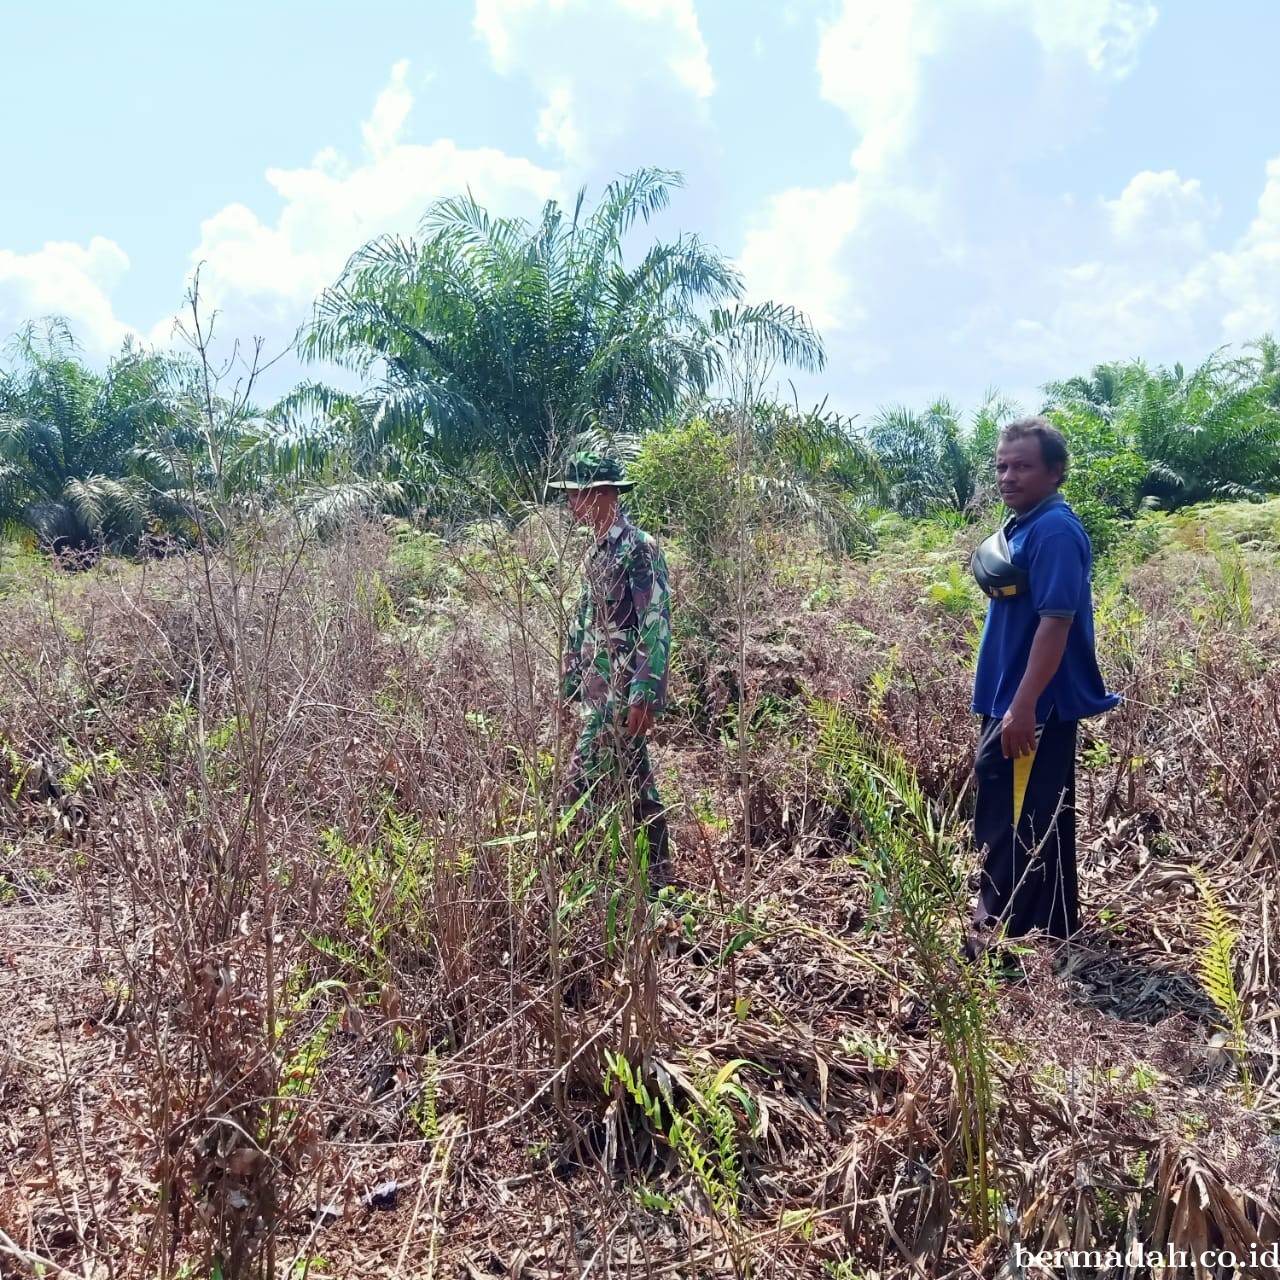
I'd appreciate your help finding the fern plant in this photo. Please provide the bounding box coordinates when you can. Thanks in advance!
[311,808,434,982]
[410,1048,442,1140]
[1206,532,1253,628]
[814,699,1000,1238]
[1190,868,1252,1104]
[604,1051,755,1218]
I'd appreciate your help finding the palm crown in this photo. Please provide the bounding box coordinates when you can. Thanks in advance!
[300,168,825,504]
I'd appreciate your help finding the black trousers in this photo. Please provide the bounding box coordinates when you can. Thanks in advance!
[635,793,672,889]
[972,713,1080,939]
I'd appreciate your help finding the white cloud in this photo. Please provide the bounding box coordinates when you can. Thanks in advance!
[991,160,1280,372]
[473,0,538,73]
[987,255,1212,370]
[475,0,712,96]
[168,63,560,370]
[617,0,714,97]
[742,0,943,341]
[190,135,559,316]
[739,0,1167,405]
[817,0,938,173]
[1200,158,1280,343]
[473,0,714,164]
[0,236,136,355]
[1012,0,1158,77]
[361,59,414,157]
[2,63,561,382]
[1105,169,1215,251]
[536,84,581,159]
[738,183,863,335]
[740,0,942,348]
[815,0,1155,176]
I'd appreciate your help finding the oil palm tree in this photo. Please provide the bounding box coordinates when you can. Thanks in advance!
[737,399,884,550]
[1045,352,1280,509]
[1043,363,1128,421]
[867,393,1016,518]
[1128,354,1280,505]
[300,169,824,506]
[0,320,200,551]
[247,382,429,535]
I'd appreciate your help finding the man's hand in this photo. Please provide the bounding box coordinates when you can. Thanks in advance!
[625,703,657,739]
[1000,701,1038,759]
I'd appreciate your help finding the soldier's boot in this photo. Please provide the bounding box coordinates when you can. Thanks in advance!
[635,794,672,898]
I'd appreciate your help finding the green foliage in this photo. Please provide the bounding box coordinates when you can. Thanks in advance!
[300,169,823,511]
[823,1262,862,1280]
[252,383,447,534]
[383,523,451,605]
[839,1030,898,1068]
[281,1013,338,1115]
[628,403,876,618]
[873,344,1280,558]
[627,416,738,578]
[58,742,124,794]
[0,735,28,803]
[409,1048,442,1140]
[356,571,396,629]
[923,561,984,617]
[312,808,433,981]
[715,900,768,966]
[1175,496,1280,550]
[0,320,207,551]
[867,391,1015,518]
[742,400,883,549]
[1046,403,1148,557]
[815,701,999,1238]
[1045,350,1280,512]
[1189,867,1252,1103]
[1205,533,1252,627]
[0,543,46,594]
[629,1181,678,1215]
[605,1050,757,1217]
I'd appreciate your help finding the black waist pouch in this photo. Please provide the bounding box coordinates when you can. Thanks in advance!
[971,522,1029,599]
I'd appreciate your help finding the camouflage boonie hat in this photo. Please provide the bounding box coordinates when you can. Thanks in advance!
[547,451,635,493]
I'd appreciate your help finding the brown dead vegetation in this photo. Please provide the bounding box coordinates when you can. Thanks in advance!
[0,515,1277,1279]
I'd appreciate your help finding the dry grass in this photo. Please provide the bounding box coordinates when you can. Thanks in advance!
[0,513,1277,1279]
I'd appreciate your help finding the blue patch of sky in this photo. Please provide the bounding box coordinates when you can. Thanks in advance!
[1018,1,1278,231]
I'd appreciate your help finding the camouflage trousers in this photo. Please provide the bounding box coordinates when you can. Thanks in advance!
[566,706,660,806]
[566,706,670,885]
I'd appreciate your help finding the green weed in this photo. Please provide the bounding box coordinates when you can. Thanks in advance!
[1190,867,1252,1104]
[815,700,1000,1239]
[604,1050,759,1217]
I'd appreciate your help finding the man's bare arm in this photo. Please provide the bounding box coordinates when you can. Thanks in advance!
[1001,615,1072,757]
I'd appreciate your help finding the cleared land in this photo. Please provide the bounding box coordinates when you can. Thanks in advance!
[1,505,1278,1279]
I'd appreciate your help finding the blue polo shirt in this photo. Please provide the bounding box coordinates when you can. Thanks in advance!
[972,494,1120,723]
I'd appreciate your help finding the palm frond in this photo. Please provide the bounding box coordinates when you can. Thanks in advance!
[703,302,825,375]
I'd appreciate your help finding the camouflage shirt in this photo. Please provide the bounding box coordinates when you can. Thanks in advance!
[561,512,671,715]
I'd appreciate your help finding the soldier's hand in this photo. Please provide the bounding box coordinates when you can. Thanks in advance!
[625,703,656,739]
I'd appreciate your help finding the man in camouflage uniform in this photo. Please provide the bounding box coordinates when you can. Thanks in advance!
[550,452,673,890]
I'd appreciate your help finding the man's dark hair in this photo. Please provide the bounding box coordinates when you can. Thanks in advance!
[999,415,1069,486]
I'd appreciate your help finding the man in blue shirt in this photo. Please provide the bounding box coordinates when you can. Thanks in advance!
[969,417,1120,954]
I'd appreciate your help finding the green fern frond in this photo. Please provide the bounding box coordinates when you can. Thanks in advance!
[1190,868,1243,1031]
[1189,867,1254,1102]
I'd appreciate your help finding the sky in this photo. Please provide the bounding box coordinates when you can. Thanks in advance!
[2,0,1278,421]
